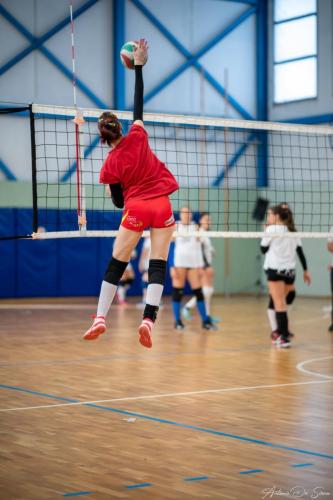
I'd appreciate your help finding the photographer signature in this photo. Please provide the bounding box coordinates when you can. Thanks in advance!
[262,486,330,499]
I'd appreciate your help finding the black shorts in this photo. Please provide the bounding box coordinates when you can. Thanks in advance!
[331,268,333,293]
[266,268,296,285]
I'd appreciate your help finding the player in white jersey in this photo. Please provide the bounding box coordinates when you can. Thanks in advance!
[328,226,333,332]
[172,207,215,330]
[265,203,310,341]
[182,213,217,320]
[261,205,311,348]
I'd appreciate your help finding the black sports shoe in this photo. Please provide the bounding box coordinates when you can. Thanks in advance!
[329,324,333,332]
[174,320,185,331]
[202,318,218,331]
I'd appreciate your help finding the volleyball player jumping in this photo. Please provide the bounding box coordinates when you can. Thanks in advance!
[83,39,178,348]
[261,205,311,348]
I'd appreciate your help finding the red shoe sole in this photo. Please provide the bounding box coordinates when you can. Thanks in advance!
[138,324,152,349]
[83,324,106,341]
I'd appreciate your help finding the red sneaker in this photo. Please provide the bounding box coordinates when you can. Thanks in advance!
[83,316,106,340]
[138,319,153,348]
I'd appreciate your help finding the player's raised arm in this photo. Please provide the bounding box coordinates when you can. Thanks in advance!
[133,39,148,127]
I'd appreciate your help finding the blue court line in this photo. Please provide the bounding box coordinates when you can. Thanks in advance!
[0,385,77,403]
[63,493,93,497]
[2,385,333,462]
[239,469,264,475]
[184,476,209,481]
[126,483,152,489]
[292,463,314,468]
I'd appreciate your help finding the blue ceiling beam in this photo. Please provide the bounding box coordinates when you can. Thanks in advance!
[221,0,258,5]
[283,113,333,124]
[0,1,98,77]
[0,158,17,181]
[130,0,255,120]
[0,3,107,109]
[212,133,257,187]
[213,0,268,188]
[256,0,268,187]
[113,0,126,109]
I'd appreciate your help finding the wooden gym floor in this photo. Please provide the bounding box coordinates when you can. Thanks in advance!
[0,295,333,499]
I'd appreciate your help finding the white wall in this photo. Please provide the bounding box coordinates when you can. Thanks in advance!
[268,0,333,121]
[0,0,113,108]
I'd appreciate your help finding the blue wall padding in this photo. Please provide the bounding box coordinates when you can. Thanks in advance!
[0,208,183,298]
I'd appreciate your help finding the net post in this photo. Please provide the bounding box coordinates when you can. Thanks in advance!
[29,103,38,234]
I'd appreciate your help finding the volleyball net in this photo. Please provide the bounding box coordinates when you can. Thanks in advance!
[1,103,333,239]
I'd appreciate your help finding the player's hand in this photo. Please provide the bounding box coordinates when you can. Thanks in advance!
[303,270,311,285]
[134,38,148,66]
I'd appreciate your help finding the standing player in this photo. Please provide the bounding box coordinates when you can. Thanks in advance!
[328,226,333,332]
[261,205,311,348]
[266,203,310,340]
[182,212,217,319]
[83,39,179,348]
[172,207,215,330]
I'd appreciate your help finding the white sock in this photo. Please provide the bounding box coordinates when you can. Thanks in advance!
[142,287,147,303]
[203,286,214,315]
[146,283,164,306]
[267,308,278,331]
[96,281,118,317]
[185,296,197,309]
[117,285,126,302]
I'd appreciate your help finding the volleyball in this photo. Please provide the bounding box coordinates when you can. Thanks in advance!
[120,41,147,69]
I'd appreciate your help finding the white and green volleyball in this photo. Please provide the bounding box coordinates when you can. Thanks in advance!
[120,41,137,69]
[120,41,147,69]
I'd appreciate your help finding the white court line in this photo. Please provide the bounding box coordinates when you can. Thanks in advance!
[296,356,333,380]
[1,379,332,413]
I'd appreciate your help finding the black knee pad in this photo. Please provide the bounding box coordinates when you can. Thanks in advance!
[148,259,167,285]
[172,287,184,302]
[104,257,128,285]
[193,287,204,302]
[286,290,296,305]
[268,295,274,309]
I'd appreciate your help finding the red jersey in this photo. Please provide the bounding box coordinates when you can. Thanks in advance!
[99,124,179,202]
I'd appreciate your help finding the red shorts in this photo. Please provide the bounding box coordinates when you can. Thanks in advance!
[121,195,175,232]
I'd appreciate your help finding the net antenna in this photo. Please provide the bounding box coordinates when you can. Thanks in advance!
[69,0,86,232]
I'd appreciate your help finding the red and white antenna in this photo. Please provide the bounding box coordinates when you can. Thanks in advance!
[69,1,86,231]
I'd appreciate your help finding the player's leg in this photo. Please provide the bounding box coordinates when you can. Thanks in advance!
[267,295,279,343]
[117,266,135,305]
[188,269,216,330]
[172,267,186,330]
[138,224,175,347]
[268,279,290,348]
[202,266,215,317]
[83,226,142,340]
[285,284,296,338]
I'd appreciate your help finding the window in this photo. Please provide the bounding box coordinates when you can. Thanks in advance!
[273,0,317,104]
